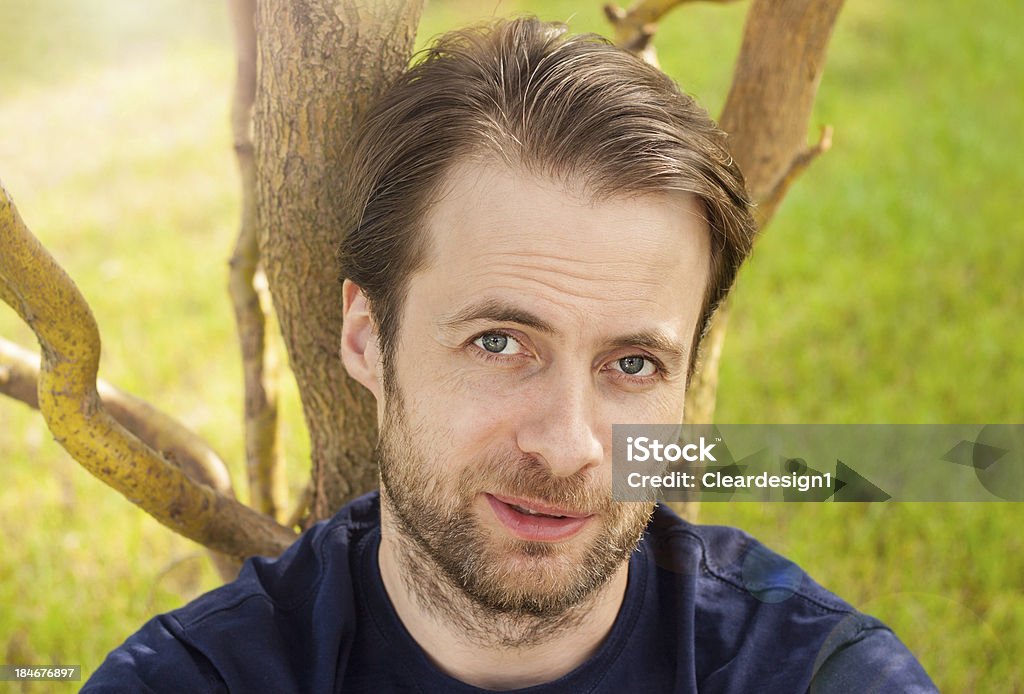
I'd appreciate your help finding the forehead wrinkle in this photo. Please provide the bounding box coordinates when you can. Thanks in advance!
[472,271,660,307]
[476,252,681,283]
[461,256,674,304]
[463,226,701,266]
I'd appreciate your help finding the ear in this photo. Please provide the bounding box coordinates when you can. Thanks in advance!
[340,279,382,400]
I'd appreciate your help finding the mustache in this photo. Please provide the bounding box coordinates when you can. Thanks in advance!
[459,452,613,516]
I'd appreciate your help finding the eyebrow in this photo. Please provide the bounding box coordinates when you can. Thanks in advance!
[608,332,688,368]
[436,298,690,368]
[437,298,557,335]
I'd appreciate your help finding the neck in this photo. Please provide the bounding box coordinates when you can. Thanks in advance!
[377,503,630,690]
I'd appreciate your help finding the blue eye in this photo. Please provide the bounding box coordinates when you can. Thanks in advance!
[473,332,523,356]
[616,356,657,377]
[479,334,508,353]
[619,356,644,374]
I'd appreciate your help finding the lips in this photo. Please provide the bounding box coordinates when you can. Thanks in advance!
[485,493,593,542]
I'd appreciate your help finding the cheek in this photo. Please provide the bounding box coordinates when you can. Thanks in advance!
[600,387,688,428]
[444,387,527,451]
[397,369,525,456]
[650,389,688,424]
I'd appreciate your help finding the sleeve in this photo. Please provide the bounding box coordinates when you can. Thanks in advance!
[810,617,939,694]
[81,614,228,693]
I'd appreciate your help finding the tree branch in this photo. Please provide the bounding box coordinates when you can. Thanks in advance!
[0,181,297,559]
[604,0,741,65]
[0,337,232,494]
[755,125,833,228]
[227,0,288,521]
[1,336,245,579]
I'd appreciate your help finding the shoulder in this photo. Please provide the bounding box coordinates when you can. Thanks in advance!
[645,503,853,614]
[83,492,382,691]
[641,504,937,692]
[808,609,939,692]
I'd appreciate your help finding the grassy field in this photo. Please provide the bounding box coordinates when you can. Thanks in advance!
[1,0,1021,690]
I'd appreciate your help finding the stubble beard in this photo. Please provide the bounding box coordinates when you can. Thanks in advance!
[377,386,654,649]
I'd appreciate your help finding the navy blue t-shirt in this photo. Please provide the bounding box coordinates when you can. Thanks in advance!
[84,493,936,692]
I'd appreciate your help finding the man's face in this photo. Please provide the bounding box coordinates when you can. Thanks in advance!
[372,158,710,617]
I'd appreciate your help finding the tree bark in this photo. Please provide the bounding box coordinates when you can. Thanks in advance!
[255,0,425,523]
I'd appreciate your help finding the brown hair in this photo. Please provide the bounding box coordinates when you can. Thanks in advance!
[340,16,756,383]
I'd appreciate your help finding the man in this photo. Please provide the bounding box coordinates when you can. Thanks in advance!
[86,17,936,692]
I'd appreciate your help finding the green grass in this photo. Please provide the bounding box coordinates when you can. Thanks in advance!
[1,0,1021,690]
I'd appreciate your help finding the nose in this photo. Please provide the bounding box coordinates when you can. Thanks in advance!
[515,367,605,477]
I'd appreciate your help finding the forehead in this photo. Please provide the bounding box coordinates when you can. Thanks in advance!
[410,157,710,340]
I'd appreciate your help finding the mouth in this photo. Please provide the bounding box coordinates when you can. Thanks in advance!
[485,493,593,542]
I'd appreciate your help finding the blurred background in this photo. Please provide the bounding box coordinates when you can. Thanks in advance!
[0,0,1021,690]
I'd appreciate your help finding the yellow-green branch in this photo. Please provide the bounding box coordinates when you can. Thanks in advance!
[0,181,296,559]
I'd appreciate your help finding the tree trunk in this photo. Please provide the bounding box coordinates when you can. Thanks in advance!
[254,0,425,524]
[684,0,845,425]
